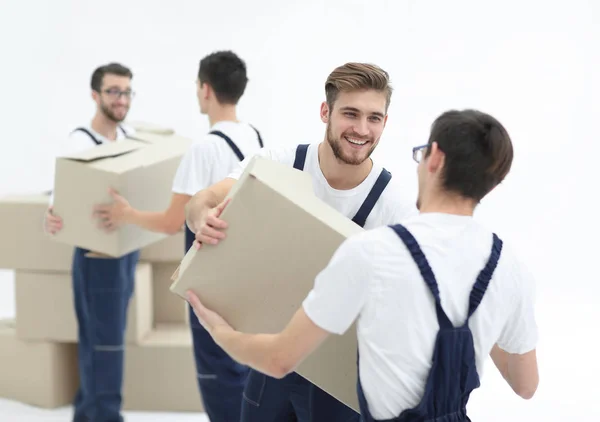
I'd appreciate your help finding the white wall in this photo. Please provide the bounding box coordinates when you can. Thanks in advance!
[0,0,598,419]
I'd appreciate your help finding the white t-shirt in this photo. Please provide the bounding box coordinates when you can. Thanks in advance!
[227,143,418,228]
[49,124,133,205]
[63,124,131,155]
[302,212,538,420]
[172,121,264,196]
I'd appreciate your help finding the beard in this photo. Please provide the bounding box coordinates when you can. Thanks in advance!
[326,123,377,166]
[101,102,128,123]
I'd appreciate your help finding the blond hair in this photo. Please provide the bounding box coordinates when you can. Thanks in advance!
[325,62,393,111]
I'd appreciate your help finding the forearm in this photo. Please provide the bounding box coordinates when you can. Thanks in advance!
[213,327,291,379]
[125,209,180,234]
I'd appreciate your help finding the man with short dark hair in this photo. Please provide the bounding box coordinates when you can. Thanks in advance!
[184,62,418,422]
[186,109,540,421]
[92,50,264,421]
[44,62,138,422]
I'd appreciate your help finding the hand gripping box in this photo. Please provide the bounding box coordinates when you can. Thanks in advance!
[51,132,192,257]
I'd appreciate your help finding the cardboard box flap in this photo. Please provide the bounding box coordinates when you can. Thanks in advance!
[60,140,142,162]
[125,120,175,135]
[133,138,193,165]
[225,156,361,239]
[128,131,190,145]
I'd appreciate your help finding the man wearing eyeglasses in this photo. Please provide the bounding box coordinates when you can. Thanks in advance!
[187,109,540,421]
[44,62,138,422]
[64,63,135,152]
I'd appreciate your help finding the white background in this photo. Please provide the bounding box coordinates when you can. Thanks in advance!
[0,0,598,420]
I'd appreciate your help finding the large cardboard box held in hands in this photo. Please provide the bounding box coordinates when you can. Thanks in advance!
[15,262,153,344]
[170,156,364,411]
[51,132,192,257]
[0,319,79,408]
[123,324,203,412]
[0,192,73,271]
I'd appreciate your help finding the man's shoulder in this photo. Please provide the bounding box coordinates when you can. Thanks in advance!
[64,125,98,151]
[492,240,535,287]
[338,225,401,262]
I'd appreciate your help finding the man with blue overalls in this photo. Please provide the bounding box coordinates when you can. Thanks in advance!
[185,108,540,421]
[44,63,139,422]
[185,62,418,421]
[92,51,264,421]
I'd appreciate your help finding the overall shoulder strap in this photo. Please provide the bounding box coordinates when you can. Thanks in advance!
[210,130,245,161]
[72,127,102,145]
[466,234,503,320]
[118,125,128,137]
[352,168,392,228]
[293,144,309,170]
[390,223,454,329]
[249,124,264,148]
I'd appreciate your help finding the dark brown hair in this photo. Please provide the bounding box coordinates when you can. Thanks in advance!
[325,62,393,111]
[198,50,248,105]
[91,63,133,92]
[426,109,514,202]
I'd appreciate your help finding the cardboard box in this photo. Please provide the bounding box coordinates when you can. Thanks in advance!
[169,156,364,411]
[152,262,188,325]
[0,191,183,272]
[0,192,73,271]
[140,229,185,262]
[15,262,153,344]
[125,120,175,135]
[122,324,203,412]
[0,319,79,408]
[51,133,192,257]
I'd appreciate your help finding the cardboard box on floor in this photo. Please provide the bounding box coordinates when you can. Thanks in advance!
[0,319,79,408]
[51,131,193,257]
[0,192,73,272]
[122,324,202,412]
[169,156,364,411]
[140,229,185,262]
[15,262,153,344]
[151,262,188,325]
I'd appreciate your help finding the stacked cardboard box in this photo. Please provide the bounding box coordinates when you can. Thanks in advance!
[0,125,202,412]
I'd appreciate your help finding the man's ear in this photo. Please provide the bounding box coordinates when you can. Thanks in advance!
[320,102,330,124]
[426,142,445,174]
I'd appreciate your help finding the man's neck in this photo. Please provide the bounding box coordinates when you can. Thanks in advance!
[91,113,120,141]
[418,192,476,216]
[317,142,373,190]
[208,104,238,127]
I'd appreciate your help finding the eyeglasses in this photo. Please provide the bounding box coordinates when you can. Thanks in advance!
[102,89,135,100]
[412,144,428,163]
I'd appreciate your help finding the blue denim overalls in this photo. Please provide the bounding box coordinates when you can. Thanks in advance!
[70,128,140,422]
[241,144,392,422]
[357,224,502,422]
[185,128,263,421]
